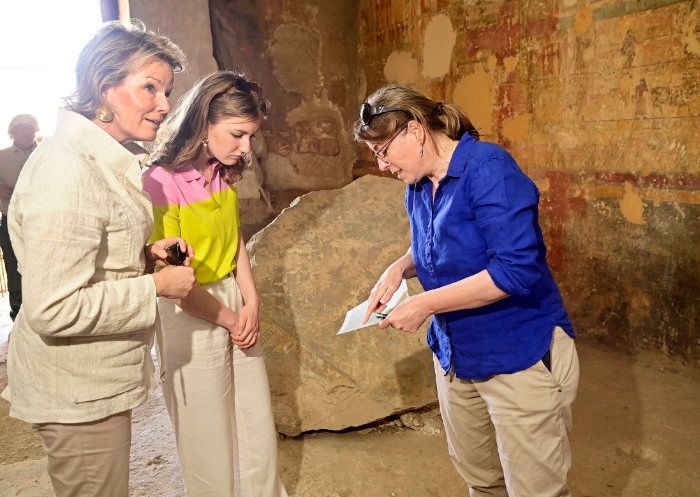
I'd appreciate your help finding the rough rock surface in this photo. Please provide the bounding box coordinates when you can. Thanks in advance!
[247,175,436,436]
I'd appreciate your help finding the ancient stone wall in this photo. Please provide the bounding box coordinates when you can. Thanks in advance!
[358,0,699,359]
[130,0,219,103]
[209,0,361,193]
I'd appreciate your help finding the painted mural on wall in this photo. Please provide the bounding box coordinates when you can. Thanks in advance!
[359,0,699,359]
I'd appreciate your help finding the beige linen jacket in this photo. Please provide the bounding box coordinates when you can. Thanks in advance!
[1,110,159,424]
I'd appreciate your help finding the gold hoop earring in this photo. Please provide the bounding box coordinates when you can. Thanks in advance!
[95,106,114,123]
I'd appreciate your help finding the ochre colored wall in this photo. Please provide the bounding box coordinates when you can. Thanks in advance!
[359,0,699,359]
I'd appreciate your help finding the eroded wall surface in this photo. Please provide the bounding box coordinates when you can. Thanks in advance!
[359,0,699,359]
[209,0,360,192]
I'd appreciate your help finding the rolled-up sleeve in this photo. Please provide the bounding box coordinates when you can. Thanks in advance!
[469,153,542,296]
[15,158,157,337]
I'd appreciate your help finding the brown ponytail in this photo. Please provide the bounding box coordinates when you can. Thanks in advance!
[353,85,479,152]
[437,102,479,141]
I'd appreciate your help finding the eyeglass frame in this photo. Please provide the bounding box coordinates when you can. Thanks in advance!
[369,121,409,163]
[360,102,404,126]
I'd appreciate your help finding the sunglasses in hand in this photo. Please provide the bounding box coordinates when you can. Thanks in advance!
[165,244,187,266]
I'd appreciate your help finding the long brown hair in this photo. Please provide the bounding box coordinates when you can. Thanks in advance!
[353,85,479,152]
[150,71,269,184]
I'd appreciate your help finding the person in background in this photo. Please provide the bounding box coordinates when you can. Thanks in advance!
[1,20,195,497]
[143,71,287,497]
[356,85,579,497]
[0,114,38,320]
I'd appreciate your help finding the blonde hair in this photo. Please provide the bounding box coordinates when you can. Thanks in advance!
[150,71,269,184]
[353,85,479,151]
[65,19,186,119]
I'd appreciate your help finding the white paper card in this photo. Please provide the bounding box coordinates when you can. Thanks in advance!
[337,280,409,335]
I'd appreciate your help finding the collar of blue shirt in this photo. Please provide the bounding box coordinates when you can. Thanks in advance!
[415,133,479,190]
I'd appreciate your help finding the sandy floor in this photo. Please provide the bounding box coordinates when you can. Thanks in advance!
[0,294,698,496]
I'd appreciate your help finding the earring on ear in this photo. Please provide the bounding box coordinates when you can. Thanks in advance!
[419,144,424,158]
[95,106,114,123]
[202,139,213,159]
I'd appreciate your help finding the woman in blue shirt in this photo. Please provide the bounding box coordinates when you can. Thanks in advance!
[355,85,580,497]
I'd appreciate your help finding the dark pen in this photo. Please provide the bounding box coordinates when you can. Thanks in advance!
[375,312,388,320]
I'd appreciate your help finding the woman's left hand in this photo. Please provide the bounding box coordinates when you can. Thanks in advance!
[146,237,195,266]
[378,295,431,334]
[230,301,259,349]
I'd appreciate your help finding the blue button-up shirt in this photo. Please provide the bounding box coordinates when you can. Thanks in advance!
[406,134,573,380]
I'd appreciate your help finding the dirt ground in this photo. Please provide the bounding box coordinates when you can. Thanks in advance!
[0,336,698,497]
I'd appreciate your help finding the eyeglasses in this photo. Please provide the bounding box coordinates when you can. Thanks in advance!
[369,122,408,163]
[360,102,404,126]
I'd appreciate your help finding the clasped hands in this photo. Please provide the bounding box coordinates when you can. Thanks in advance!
[147,238,259,349]
[222,301,259,349]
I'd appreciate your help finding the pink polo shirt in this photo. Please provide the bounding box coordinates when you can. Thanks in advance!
[143,163,240,285]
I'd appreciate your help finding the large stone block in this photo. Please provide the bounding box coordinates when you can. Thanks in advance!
[247,176,437,436]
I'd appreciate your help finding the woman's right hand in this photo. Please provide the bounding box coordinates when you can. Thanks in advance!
[362,260,405,324]
[152,265,196,299]
[147,237,195,266]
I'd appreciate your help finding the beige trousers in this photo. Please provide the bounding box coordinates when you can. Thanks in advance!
[157,276,287,497]
[34,410,132,497]
[435,326,580,497]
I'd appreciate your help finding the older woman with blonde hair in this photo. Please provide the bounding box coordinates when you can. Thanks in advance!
[2,20,195,497]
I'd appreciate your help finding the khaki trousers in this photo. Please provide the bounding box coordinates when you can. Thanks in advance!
[34,410,132,497]
[435,326,579,497]
[158,276,287,497]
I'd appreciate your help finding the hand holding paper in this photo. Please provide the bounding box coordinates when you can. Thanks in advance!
[337,280,409,335]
